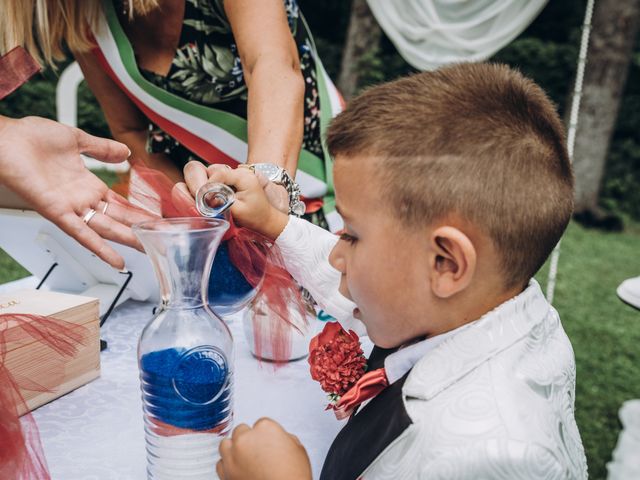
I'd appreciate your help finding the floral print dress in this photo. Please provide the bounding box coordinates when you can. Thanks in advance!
[120,0,324,171]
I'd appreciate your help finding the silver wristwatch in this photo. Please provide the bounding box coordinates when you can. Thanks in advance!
[251,163,306,216]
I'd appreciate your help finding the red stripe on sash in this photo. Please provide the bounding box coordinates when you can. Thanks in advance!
[92,47,239,167]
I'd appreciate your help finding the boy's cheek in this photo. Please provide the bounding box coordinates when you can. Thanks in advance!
[338,277,352,301]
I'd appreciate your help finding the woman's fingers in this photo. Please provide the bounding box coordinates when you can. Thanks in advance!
[101,191,159,226]
[183,161,209,197]
[206,167,261,193]
[56,212,125,269]
[86,212,145,252]
[75,128,130,164]
[206,163,232,174]
[184,163,273,219]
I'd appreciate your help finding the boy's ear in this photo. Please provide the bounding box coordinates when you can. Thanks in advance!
[428,226,476,298]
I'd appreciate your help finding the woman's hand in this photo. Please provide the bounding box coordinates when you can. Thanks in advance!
[216,418,312,480]
[178,161,289,240]
[0,116,156,269]
[180,161,290,213]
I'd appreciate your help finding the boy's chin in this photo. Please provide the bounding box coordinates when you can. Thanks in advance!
[357,311,404,348]
[365,328,401,349]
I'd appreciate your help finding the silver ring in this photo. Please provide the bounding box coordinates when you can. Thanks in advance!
[101,202,109,215]
[82,208,97,225]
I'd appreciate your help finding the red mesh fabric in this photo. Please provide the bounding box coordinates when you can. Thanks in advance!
[128,166,198,218]
[0,313,89,480]
[130,165,308,362]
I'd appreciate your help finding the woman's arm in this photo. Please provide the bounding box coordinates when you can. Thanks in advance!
[224,0,305,177]
[74,52,183,182]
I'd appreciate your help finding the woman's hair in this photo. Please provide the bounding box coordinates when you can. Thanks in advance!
[0,0,158,66]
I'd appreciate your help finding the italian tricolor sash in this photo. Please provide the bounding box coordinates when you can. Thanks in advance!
[92,0,344,231]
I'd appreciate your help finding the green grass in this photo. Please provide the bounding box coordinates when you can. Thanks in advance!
[1,200,638,478]
[535,221,640,479]
[0,249,29,282]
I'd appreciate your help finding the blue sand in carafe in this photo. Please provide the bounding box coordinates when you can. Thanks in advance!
[140,347,231,431]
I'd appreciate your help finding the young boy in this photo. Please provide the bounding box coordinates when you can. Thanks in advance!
[184,63,587,479]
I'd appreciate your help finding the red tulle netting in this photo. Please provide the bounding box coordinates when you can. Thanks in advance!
[129,165,309,363]
[0,313,89,479]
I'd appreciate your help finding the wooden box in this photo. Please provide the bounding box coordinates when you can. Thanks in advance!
[0,289,100,415]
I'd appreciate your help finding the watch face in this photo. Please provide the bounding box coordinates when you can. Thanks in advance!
[253,163,281,181]
[292,201,306,216]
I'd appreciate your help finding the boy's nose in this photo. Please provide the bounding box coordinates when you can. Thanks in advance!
[329,240,346,273]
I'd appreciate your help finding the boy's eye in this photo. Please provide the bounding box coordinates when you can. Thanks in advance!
[339,232,358,244]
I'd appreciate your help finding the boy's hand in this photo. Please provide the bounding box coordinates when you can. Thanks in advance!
[216,418,312,480]
[178,162,289,240]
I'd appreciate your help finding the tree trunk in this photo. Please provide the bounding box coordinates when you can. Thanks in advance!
[337,0,382,100]
[572,0,640,216]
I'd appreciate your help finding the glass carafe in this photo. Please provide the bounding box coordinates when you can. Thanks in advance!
[133,218,233,480]
[196,183,261,317]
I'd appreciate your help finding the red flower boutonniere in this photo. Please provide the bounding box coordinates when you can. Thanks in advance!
[308,322,366,413]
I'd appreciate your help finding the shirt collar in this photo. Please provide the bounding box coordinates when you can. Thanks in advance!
[403,279,551,400]
[384,329,459,384]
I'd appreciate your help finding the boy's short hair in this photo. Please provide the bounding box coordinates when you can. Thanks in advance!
[326,63,574,289]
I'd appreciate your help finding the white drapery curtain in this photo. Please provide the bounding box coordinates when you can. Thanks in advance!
[366,0,549,71]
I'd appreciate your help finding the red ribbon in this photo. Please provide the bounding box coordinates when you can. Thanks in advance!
[333,368,389,420]
[0,313,88,479]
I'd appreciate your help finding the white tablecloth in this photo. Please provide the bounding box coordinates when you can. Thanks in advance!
[30,299,352,480]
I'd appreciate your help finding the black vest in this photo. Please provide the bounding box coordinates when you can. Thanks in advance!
[320,346,413,480]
